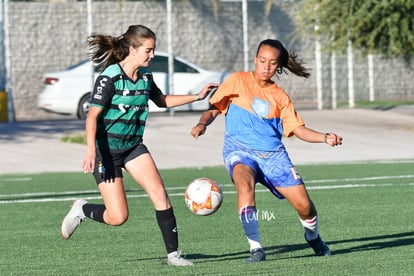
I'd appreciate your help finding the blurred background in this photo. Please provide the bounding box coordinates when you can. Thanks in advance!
[0,0,413,121]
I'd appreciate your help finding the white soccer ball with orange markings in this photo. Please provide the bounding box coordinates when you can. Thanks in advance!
[184,177,223,216]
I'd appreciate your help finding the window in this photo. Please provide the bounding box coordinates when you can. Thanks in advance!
[148,55,199,73]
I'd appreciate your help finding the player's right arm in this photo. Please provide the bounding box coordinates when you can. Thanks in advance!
[191,106,220,139]
[82,75,112,173]
[82,106,102,173]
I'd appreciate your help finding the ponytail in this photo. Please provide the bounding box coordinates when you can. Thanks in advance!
[87,25,156,70]
[256,39,310,78]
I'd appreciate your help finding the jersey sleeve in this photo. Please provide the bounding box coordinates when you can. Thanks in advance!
[149,79,163,102]
[140,69,163,102]
[281,100,304,137]
[90,75,115,109]
[209,72,239,114]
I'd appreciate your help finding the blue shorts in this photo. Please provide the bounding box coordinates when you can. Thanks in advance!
[223,142,303,199]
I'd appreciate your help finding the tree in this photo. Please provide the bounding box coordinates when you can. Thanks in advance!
[296,0,414,63]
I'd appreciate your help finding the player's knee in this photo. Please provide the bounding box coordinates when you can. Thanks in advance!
[106,211,129,226]
[236,182,255,194]
[301,209,317,219]
[296,202,316,218]
[233,178,255,193]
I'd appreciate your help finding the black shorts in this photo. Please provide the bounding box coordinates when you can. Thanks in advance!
[92,143,150,185]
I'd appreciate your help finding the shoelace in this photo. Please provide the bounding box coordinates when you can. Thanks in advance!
[170,251,184,259]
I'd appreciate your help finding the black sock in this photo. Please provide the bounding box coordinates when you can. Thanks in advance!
[156,208,178,254]
[82,203,106,223]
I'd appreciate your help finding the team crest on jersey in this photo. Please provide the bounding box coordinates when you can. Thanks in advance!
[252,98,269,118]
[142,73,150,82]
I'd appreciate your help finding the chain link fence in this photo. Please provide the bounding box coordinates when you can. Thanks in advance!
[1,0,413,120]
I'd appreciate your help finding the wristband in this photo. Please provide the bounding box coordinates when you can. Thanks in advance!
[323,133,329,143]
[197,122,207,127]
[195,94,201,101]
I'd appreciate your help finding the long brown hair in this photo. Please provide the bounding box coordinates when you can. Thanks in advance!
[256,39,310,78]
[87,25,156,70]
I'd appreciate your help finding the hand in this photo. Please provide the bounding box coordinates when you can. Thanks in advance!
[197,83,219,101]
[325,133,343,146]
[82,150,96,173]
[191,123,207,139]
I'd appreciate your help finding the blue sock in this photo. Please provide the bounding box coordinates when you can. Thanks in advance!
[239,206,262,251]
[300,216,319,240]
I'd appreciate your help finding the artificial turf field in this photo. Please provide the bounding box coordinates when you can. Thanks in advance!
[0,161,413,275]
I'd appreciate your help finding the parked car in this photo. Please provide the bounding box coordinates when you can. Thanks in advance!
[37,52,229,119]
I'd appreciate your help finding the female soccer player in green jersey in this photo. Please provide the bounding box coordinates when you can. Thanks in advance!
[60,24,218,267]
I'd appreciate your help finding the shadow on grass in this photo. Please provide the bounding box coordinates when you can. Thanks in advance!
[129,231,414,263]
[325,231,414,255]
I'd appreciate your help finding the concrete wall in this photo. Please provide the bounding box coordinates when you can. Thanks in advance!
[5,1,414,120]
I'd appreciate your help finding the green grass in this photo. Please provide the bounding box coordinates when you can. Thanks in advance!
[61,133,86,144]
[1,161,413,275]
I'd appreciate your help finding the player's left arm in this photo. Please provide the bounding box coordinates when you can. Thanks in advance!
[152,83,218,108]
[293,125,343,146]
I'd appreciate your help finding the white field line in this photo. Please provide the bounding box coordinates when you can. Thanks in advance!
[306,174,414,183]
[1,174,413,204]
[0,177,32,182]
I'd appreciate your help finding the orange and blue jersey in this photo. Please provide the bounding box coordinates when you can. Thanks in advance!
[210,72,305,197]
[210,71,304,151]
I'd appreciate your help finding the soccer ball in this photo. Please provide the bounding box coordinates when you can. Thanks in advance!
[184,177,223,216]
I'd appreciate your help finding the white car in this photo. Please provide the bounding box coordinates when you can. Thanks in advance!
[37,52,229,119]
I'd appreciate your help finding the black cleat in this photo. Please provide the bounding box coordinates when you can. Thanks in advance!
[245,248,266,263]
[305,234,332,256]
